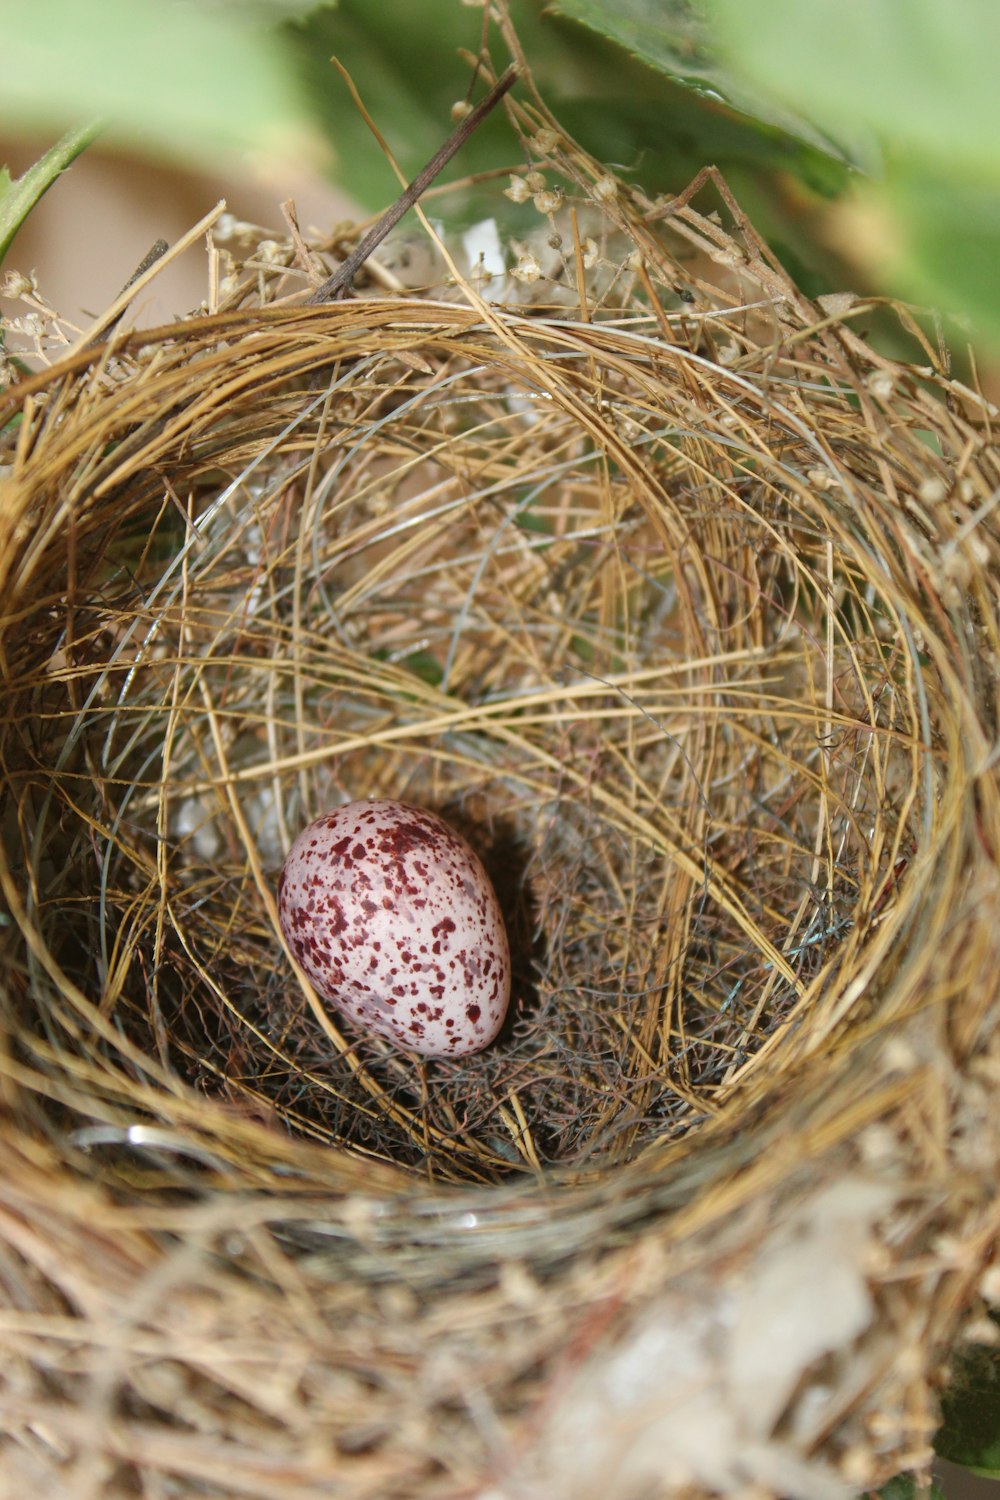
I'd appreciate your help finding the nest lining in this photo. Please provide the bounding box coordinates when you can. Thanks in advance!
[5,304,923,1183]
[2,83,1000,1500]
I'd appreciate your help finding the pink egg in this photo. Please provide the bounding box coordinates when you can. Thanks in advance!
[277,799,511,1057]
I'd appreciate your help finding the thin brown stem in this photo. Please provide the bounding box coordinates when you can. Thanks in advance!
[306,64,518,304]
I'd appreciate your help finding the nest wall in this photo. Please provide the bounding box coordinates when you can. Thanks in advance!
[2,91,1000,1500]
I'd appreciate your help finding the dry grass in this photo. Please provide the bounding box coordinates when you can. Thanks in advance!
[1,44,999,1500]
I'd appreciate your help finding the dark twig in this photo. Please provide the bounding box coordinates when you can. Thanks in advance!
[86,238,169,348]
[306,65,518,304]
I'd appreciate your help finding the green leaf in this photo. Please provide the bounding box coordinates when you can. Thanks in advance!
[401,651,443,688]
[286,0,519,212]
[202,0,338,14]
[934,1337,1000,1479]
[703,0,1000,353]
[515,510,554,537]
[0,0,322,169]
[0,123,99,266]
[549,0,858,165]
[867,1477,946,1500]
[287,0,849,221]
[705,0,1000,183]
[889,168,1000,350]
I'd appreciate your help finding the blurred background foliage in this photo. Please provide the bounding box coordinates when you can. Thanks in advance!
[1,0,998,359]
[1,1,999,1492]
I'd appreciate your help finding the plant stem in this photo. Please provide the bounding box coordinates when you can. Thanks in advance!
[0,120,102,267]
[306,66,517,303]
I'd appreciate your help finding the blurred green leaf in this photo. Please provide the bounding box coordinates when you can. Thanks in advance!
[889,168,1000,349]
[546,0,712,78]
[867,1477,945,1500]
[548,0,857,165]
[0,123,99,266]
[285,0,850,220]
[935,1337,1000,1479]
[286,0,505,211]
[705,0,1000,183]
[0,0,322,168]
[203,0,338,14]
[703,0,1000,353]
[401,651,444,688]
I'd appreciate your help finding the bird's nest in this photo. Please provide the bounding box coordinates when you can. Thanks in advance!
[1,70,999,1500]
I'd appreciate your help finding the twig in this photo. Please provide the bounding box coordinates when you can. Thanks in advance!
[306,64,518,304]
[66,201,227,358]
[86,239,169,348]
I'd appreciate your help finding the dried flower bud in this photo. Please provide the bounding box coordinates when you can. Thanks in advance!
[505,175,531,204]
[709,247,743,269]
[15,313,45,339]
[533,189,563,215]
[532,127,560,153]
[213,214,261,244]
[867,370,895,400]
[817,291,858,318]
[807,467,838,491]
[1,269,37,299]
[511,253,543,284]
[918,476,948,504]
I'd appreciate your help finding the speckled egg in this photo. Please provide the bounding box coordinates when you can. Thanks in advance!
[277,799,511,1057]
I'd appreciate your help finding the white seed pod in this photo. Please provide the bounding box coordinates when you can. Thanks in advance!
[533,189,564,215]
[511,253,543,285]
[1,268,37,299]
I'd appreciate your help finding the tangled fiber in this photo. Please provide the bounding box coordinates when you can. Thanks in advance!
[1,56,999,1500]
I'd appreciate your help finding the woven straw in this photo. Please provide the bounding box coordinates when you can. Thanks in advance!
[2,65,999,1500]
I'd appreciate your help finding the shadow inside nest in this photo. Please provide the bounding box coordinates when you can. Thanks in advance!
[141,796,858,1186]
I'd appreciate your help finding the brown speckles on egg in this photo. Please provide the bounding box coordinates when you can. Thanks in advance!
[277,799,511,1058]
